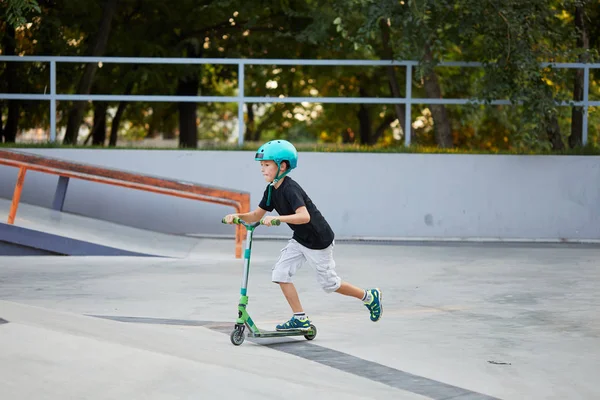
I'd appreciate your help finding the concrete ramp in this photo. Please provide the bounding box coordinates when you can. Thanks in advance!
[0,301,410,400]
[0,198,206,258]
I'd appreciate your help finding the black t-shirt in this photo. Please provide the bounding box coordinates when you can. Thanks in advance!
[259,177,334,249]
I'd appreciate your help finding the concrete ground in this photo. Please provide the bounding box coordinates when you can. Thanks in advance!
[1,238,599,399]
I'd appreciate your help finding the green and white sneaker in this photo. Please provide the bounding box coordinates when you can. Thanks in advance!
[364,288,383,322]
[276,316,312,331]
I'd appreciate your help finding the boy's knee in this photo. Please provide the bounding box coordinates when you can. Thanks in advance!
[272,275,292,285]
[271,266,293,284]
[320,276,341,293]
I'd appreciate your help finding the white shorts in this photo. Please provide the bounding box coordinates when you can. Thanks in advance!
[272,239,342,293]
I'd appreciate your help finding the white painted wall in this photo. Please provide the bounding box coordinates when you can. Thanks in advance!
[1,149,599,241]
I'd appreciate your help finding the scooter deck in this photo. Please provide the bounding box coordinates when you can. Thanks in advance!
[248,328,314,338]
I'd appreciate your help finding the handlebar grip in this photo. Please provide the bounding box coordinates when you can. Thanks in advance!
[222,217,242,224]
[261,219,280,226]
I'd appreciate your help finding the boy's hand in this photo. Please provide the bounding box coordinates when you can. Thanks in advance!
[261,216,278,226]
[223,214,238,224]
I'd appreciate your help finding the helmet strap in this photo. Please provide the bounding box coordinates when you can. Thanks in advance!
[266,163,290,206]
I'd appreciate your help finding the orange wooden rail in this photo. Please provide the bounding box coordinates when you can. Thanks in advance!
[0,150,250,258]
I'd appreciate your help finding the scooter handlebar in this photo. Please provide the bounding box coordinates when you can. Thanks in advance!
[221,217,280,226]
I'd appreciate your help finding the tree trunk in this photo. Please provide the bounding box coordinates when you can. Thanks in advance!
[244,103,255,141]
[162,105,178,139]
[177,76,199,148]
[145,107,164,139]
[379,19,407,136]
[341,127,356,143]
[373,115,397,144]
[176,42,203,148]
[422,44,453,148]
[108,102,124,146]
[0,102,3,141]
[357,85,376,145]
[569,4,589,148]
[63,0,117,144]
[547,114,565,151]
[357,104,372,145]
[146,116,157,139]
[2,24,19,143]
[92,102,108,145]
[4,101,20,143]
[108,78,135,147]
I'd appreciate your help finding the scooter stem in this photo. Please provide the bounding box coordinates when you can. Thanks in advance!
[240,227,254,295]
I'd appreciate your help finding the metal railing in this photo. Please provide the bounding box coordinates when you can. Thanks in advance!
[0,56,599,146]
[0,149,251,258]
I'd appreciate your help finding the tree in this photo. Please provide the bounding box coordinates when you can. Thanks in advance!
[3,0,40,28]
[1,0,40,143]
[327,0,455,147]
[455,0,585,150]
[3,0,599,150]
[288,0,407,146]
[569,1,597,148]
[63,0,118,145]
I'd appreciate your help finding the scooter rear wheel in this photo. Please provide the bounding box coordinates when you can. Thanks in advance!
[304,324,317,340]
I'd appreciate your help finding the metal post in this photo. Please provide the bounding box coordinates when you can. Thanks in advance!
[238,62,245,146]
[404,65,413,146]
[582,66,589,146]
[50,60,56,142]
[52,176,70,211]
[8,167,27,224]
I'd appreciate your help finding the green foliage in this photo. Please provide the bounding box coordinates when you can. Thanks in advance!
[3,0,40,28]
[326,0,600,151]
[1,0,600,152]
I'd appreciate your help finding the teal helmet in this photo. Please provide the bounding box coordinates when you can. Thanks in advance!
[254,139,298,170]
[255,140,298,206]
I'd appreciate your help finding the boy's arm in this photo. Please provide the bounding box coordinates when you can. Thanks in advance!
[262,185,310,226]
[225,207,267,224]
[263,206,310,226]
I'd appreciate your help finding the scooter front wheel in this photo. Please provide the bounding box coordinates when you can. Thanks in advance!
[304,324,317,341]
[230,326,245,346]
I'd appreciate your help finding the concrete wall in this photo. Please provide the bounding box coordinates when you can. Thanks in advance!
[1,149,599,242]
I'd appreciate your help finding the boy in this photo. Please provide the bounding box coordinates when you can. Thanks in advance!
[223,139,382,331]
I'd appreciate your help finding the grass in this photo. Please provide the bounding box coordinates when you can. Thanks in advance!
[2,141,600,155]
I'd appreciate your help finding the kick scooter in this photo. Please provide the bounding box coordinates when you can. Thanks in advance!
[222,216,317,346]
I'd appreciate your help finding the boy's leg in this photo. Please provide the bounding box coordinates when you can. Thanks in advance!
[334,282,383,322]
[272,240,311,331]
[334,281,366,299]
[279,282,303,313]
[302,242,383,322]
